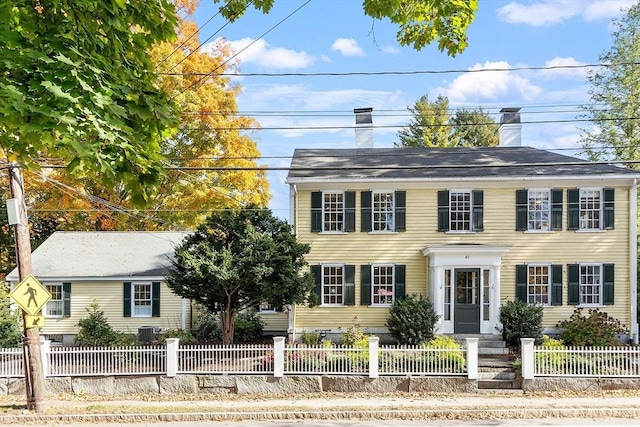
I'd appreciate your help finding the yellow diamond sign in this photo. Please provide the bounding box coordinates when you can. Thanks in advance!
[10,274,51,316]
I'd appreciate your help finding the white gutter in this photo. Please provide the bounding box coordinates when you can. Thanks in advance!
[631,179,638,344]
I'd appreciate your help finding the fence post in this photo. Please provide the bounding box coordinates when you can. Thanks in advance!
[465,337,478,380]
[273,337,285,378]
[368,336,379,379]
[39,339,50,378]
[166,338,179,377]
[521,338,535,380]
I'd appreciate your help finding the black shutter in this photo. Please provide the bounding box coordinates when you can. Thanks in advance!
[604,188,615,230]
[360,265,371,306]
[603,263,614,305]
[473,190,484,231]
[62,282,71,318]
[123,282,131,317]
[394,265,406,300]
[345,191,356,232]
[361,191,372,232]
[311,265,322,305]
[551,189,563,231]
[516,189,528,231]
[567,264,579,305]
[344,265,355,305]
[437,190,450,231]
[311,191,323,232]
[516,265,527,302]
[567,189,579,230]
[152,282,161,317]
[551,265,562,306]
[395,191,406,232]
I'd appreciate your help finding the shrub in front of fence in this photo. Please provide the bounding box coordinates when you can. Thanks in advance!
[421,336,466,372]
[535,335,568,374]
[378,337,465,375]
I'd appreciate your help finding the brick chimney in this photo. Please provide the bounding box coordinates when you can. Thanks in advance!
[499,107,521,147]
[354,107,373,148]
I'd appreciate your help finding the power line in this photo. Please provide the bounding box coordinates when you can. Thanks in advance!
[159,61,640,78]
[172,0,311,100]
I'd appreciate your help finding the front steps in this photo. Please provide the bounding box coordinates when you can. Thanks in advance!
[450,334,522,392]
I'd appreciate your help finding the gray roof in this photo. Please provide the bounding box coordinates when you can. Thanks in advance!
[6,231,191,282]
[286,147,640,181]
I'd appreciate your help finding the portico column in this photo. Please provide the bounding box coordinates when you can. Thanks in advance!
[491,266,502,334]
[430,266,444,326]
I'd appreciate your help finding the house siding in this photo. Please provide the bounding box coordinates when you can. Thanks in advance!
[41,281,187,337]
[293,184,634,334]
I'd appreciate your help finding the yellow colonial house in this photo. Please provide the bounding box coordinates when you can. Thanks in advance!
[285,109,640,343]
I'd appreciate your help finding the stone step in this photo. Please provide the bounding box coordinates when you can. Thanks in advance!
[478,370,516,381]
[478,347,509,355]
[478,379,522,390]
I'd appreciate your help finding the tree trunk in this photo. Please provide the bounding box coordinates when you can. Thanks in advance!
[220,309,235,345]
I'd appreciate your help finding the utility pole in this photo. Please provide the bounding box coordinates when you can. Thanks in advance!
[8,164,47,412]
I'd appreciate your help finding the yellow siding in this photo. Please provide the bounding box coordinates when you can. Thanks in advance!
[294,185,635,332]
[41,281,186,337]
[260,312,289,333]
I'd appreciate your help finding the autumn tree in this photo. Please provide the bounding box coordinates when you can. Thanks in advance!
[23,0,269,231]
[396,95,499,148]
[579,3,640,168]
[166,206,315,345]
[217,0,478,56]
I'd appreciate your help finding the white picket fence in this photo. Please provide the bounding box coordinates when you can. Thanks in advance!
[3,338,640,380]
[520,338,640,379]
[0,337,475,379]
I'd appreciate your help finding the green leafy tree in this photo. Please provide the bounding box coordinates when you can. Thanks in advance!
[0,282,22,347]
[579,3,640,167]
[0,1,178,206]
[386,294,439,345]
[395,95,498,148]
[166,206,315,345]
[215,0,478,56]
[498,300,544,349]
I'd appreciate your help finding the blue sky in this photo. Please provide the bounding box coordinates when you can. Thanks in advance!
[193,0,636,220]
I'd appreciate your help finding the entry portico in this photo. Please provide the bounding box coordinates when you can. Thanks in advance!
[422,244,511,335]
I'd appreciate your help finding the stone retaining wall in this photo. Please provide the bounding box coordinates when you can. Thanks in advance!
[2,375,639,396]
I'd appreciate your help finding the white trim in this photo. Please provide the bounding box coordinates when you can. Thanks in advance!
[7,276,167,283]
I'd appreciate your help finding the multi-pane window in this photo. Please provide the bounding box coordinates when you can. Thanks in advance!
[580,264,601,305]
[43,283,63,317]
[528,190,550,231]
[528,265,550,305]
[450,191,471,231]
[133,282,152,316]
[259,302,276,313]
[372,265,394,305]
[322,265,344,305]
[373,192,394,231]
[580,189,602,230]
[323,192,344,232]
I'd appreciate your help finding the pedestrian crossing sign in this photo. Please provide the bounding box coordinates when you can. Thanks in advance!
[9,274,51,316]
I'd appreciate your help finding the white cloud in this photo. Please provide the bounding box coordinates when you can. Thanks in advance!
[497,1,581,26]
[539,57,588,79]
[380,45,400,54]
[212,37,315,69]
[497,1,634,26]
[583,1,636,21]
[331,38,366,57]
[433,61,543,104]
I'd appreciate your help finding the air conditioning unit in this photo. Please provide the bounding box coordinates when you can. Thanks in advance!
[138,326,156,344]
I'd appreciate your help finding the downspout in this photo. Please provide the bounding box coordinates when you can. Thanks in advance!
[631,179,638,344]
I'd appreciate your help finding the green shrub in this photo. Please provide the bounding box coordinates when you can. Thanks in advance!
[0,282,22,347]
[159,328,196,344]
[111,332,140,346]
[557,307,626,346]
[535,335,567,372]
[234,309,265,343]
[498,300,543,349]
[421,336,465,372]
[75,301,117,346]
[386,294,439,345]
[193,309,265,344]
[192,312,222,343]
[339,319,370,348]
[300,330,321,345]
